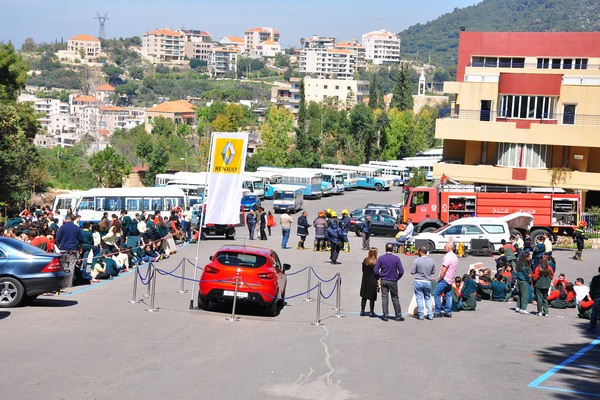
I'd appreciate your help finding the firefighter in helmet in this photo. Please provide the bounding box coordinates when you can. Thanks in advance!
[572,220,587,260]
[340,209,351,252]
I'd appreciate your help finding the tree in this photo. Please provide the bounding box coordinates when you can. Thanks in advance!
[176,123,193,137]
[274,53,290,68]
[103,64,125,86]
[189,58,207,70]
[381,108,414,160]
[135,137,153,166]
[390,63,414,111]
[368,75,379,110]
[0,43,28,103]
[20,38,36,53]
[212,113,232,132]
[89,146,131,187]
[151,117,176,137]
[145,139,169,186]
[254,106,294,167]
[350,103,376,162]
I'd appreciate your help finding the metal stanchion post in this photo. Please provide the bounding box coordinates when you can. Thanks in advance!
[145,264,159,312]
[143,262,152,299]
[128,264,140,304]
[334,274,345,318]
[177,259,187,294]
[303,266,314,302]
[311,281,322,326]
[189,256,199,309]
[226,268,241,322]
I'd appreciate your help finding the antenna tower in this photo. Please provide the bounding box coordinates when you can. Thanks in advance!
[94,12,110,39]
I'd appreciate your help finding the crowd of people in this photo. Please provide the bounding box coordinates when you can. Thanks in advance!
[1,205,193,287]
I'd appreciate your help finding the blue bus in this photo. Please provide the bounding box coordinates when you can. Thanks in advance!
[256,167,323,198]
[321,164,392,191]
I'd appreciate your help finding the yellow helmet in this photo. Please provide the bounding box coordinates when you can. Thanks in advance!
[342,209,348,215]
[330,211,337,218]
[326,208,332,214]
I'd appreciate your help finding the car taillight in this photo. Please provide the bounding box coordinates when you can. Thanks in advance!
[205,265,220,274]
[258,272,274,279]
[41,258,62,273]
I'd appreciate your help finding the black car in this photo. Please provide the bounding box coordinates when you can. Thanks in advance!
[0,237,69,307]
[349,214,399,237]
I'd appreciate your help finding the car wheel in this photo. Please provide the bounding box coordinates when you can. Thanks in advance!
[0,277,25,308]
[393,180,400,187]
[530,229,547,246]
[375,183,383,191]
[226,228,235,240]
[265,299,278,317]
[427,241,436,254]
[421,226,437,233]
[198,294,210,310]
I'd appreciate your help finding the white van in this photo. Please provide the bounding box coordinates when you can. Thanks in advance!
[414,212,533,253]
[271,184,304,213]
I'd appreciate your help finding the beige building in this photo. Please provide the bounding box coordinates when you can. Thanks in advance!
[208,47,239,77]
[244,27,280,52]
[219,36,246,51]
[270,78,301,114]
[67,34,101,58]
[146,100,197,133]
[362,29,401,65]
[435,31,600,206]
[143,28,186,61]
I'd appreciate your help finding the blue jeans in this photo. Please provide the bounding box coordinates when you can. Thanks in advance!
[281,228,290,248]
[414,280,432,319]
[433,279,453,315]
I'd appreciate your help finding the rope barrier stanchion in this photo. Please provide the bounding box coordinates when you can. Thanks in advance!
[145,264,159,312]
[144,265,152,299]
[303,266,314,302]
[226,268,242,322]
[177,258,187,294]
[334,274,345,318]
[311,281,323,326]
[127,264,141,304]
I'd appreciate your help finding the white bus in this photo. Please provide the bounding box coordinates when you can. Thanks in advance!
[292,168,345,195]
[75,187,187,223]
[386,157,440,181]
[161,171,263,199]
[52,191,84,216]
[321,164,392,191]
[155,173,178,187]
[365,162,409,186]
[257,167,324,198]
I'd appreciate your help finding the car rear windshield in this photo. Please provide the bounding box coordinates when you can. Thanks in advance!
[2,239,49,256]
[215,252,267,268]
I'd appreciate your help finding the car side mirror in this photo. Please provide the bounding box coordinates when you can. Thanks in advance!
[209,255,213,261]
[283,263,291,271]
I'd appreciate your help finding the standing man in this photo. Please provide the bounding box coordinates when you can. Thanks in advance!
[182,206,193,242]
[257,207,267,240]
[246,209,257,240]
[587,267,600,333]
[120,209,132,238]
[340,209,351,252]
[374,243,405,321]
[313,211,327,251]
[296,211,311,249]
[411,246,436,320]
[55,213,83,287]
[433,242,459,318]
[360,215,371,250]
[280,208,293,249]
[572,221,587,260]
[325,219,343,264]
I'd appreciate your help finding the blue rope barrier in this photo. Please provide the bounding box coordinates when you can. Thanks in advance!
[153,266,234,284]
[311,268,338,283]
[155,260,182,275]
[320,279,338,300]
[286,266,308,276]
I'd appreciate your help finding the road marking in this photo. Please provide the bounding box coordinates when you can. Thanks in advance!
[528,336,600,396]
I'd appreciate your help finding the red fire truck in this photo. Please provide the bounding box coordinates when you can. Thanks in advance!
[401,184,581,242]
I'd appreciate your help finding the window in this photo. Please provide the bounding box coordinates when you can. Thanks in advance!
[444,225,463,235]
[537,57,587,70]
[464,225,483,234]
[498,95,556,119]
[497,143,550,168]
[481,224,506,234]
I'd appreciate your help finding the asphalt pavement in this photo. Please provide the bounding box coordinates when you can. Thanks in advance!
[3,186,599,400]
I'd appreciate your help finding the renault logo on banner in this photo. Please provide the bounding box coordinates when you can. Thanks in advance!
[212,137,244,174]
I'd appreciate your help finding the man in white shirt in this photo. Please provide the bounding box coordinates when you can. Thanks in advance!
[280,209,293,249]
[574,277,590,303]
[182,206,193,242]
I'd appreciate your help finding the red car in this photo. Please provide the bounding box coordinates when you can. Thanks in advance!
[198,245,290,316]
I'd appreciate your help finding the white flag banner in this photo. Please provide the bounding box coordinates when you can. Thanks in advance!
[204,132,248,225]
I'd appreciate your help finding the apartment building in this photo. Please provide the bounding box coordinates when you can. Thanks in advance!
[303,76,369,106]
[434,31,600,206]
[143,28,186,62]
[361,29,401,65]
[219,36,246,51]
[299,36,361,79]
[208,47,239,77]
[98,105,130,133]
[270,78,301,114]
[244,27,280,51]
[185,40,216,61]
[180,29,212,43]
[67,34,101,58]
[251,39,283,58]
[31,98,69,132]
[335,41,366,70]
[95,83,115,104]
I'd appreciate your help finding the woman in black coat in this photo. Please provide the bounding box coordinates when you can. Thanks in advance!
[360,247,378,317]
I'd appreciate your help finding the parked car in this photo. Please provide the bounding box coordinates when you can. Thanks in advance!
[413,213,534,253]
[241,194,262,211]
[0,237,69,308]
[198,245,290,316]
[349,214,399,237]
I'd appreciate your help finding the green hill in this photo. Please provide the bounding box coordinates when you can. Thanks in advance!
[400,0,600,69]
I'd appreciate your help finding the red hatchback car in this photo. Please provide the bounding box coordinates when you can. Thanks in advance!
[198,245,290,316]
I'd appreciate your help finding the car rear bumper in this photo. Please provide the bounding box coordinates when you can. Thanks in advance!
[22,273,69,295]
[203,288,275,305]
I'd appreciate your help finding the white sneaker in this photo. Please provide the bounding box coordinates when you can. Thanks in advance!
[537,312,543,317]
[519,310,529,315]
[515,308,521,312]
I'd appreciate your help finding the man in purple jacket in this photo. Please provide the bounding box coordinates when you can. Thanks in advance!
[374,243,405,321]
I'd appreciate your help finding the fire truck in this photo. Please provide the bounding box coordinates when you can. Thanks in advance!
[401,184,581,242]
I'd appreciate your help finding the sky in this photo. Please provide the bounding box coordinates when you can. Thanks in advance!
[1,0,482,48]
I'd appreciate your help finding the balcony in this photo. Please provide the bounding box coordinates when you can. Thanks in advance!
[433,163,600,191]
[436,108,600,148]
